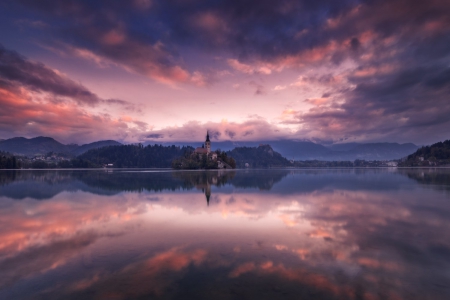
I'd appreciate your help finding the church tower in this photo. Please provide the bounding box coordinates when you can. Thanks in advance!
[205,131,211,153]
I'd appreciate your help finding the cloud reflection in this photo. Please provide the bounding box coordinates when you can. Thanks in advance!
[0,169,449,299]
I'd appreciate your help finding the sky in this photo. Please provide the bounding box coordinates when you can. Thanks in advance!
[0,0,449,145]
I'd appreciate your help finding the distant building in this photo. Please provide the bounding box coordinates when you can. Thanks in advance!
[386,161,398,167]
[194,132,218,161]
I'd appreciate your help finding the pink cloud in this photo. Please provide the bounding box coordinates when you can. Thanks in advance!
[0,85,148,144]
[227,59,273,75]
[143,119,293,142]
[101,29,126,46]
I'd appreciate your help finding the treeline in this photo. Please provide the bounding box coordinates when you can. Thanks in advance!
[79,144,194,168]
[400,139,450,166]
[293,160,395,167]
[13,157,95,169]
[2,144,195,169]
[294,160,355,168]
[0,152,20,169]
[172,150,236,169]
[227,144,291,168]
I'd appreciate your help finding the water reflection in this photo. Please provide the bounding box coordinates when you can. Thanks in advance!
[0,169,449,299]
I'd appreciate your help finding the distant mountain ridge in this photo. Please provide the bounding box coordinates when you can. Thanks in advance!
[1,136,418,161]
[153,140,418,161]
[0,136,122,156]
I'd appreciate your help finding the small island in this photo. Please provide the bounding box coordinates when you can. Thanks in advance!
[171,132,236,169]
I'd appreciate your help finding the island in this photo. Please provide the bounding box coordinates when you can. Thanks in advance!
[171,132,236,169]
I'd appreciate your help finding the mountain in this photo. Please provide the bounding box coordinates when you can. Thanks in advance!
[1,135,418,161]
[0,137,68,156]
[71,140,122,156]
[326,143,361,151]
[0,137,122,156]
[344,143,418,160]
[156,140,418,161]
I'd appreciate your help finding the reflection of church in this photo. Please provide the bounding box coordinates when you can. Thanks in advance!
[172,169,236,206]
[194,170,228,206]
[203,183,211,206]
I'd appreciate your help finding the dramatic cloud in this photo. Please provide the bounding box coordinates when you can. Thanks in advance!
[0,46,101,105]
[0,0,449,143]
[281,63,450,143]
[0,45,148,143]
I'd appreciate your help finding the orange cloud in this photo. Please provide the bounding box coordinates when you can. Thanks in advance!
[229,262,256,278]
[227,59,273,75]
[0,85,148,143]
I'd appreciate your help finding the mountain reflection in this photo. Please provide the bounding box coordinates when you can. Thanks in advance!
[399,169,450,191]
[1,168,449,201]
[0,169,290,201]
[0,169,449,299]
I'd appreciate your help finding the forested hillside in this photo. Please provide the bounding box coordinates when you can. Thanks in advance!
[400,140,450,166]
[79,144,194,168]
[0,152,20,169]
[227,144,291,168]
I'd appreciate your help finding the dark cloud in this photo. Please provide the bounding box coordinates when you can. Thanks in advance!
[208,130,221,140]
[349,37,360,51]
[0,45,148,144]
[147,133,164,139]
[104,98,139,111]
[0,45,100,105]
[0,45,136,109]
[3,0,450,143]
[292,63,450,143]
[225,130,236,139]
[249,81,266,95]
[10,0,450,68]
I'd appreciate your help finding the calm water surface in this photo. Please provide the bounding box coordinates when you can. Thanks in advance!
[0,169,449,300]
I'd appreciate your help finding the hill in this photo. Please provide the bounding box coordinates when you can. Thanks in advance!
[227,144,291,168]
[79,144,193,168]
[71,140,122,156]
[0,136,122,156]
[399,140,450,166]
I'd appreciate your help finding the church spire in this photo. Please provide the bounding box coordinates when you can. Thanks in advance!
[205,131,211,153]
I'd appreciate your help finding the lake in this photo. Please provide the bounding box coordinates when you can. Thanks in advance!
[0,169,449,300]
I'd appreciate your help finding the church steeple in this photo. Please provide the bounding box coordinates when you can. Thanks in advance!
[205,131,211,153]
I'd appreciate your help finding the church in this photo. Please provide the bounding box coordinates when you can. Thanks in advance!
[194,132,218,160]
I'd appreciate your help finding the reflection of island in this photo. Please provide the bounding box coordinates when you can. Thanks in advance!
[399,169,450,191]
[4,168,448,202]
[0,169,290,201]
[172,170,236,205]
